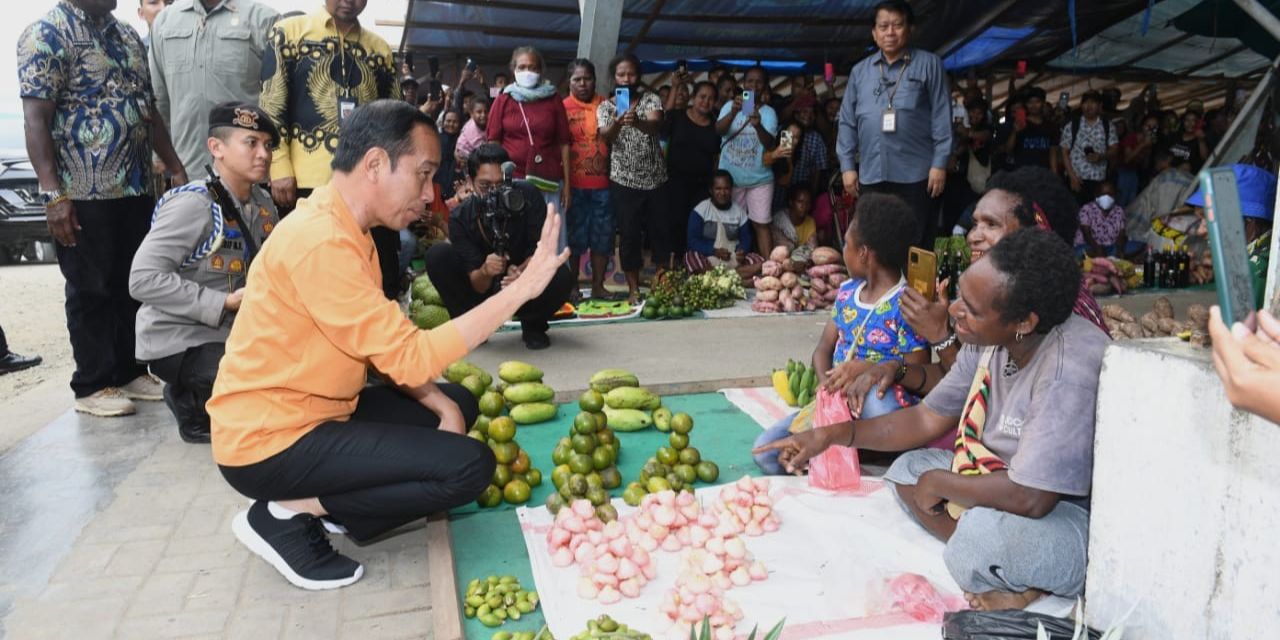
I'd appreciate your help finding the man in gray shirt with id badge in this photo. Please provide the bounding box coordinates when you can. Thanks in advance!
[129,103,280,443]
[837,0,952,248]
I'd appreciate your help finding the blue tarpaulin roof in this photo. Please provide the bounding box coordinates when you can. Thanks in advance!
[944,26,1037,71]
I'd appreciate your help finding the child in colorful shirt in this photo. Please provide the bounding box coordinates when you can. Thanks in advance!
[754,194,930,474]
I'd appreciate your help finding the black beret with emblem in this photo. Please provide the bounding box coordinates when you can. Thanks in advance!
[208,101,280,147]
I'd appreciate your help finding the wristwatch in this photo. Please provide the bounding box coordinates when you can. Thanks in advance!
[38,189,68,209]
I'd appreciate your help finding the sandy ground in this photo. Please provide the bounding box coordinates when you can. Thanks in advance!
[0,263,72,403]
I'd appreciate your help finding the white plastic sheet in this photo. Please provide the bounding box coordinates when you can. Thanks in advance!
[518,476,967,639]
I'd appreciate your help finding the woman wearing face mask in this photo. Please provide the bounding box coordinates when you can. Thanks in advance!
[663,80,722,261]
[487,46,573,250]
[844,166,1111,413]
[1074,180,1127,258]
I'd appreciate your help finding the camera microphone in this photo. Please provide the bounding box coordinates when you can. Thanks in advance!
[501,161,517,183]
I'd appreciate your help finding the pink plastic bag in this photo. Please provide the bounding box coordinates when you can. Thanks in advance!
[807,387,861,490]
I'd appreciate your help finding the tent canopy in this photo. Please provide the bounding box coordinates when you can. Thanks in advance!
[395,0,1278,109]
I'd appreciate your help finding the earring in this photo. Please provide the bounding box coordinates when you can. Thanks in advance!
[1015,331,1024,343]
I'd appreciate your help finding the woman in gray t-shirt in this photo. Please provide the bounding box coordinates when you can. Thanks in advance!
[754,228,1108,610]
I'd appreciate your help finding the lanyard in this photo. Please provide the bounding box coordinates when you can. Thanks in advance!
[336,25,355,97]
[876,53,911,109]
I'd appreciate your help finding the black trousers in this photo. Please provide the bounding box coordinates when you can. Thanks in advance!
[664,172,711,260]
[423,243,574,334]
[148,342,224,431]
[0,323,8,354]
[611,181,670,272]
[219,384,489,542]
[294,187,399,299]
[861,180,938,249]
[56,197,152,397]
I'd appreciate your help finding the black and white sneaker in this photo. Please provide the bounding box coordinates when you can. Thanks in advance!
[232,501,363,590]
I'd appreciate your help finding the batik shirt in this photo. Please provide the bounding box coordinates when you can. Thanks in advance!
[258,10,399,190]
[831,278,927,364]
[17,1,154,200]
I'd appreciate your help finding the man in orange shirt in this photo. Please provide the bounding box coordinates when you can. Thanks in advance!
[207,100,568,590]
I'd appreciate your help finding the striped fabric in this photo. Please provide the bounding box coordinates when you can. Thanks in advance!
[946,347,1007,520]
[684,251,765,273]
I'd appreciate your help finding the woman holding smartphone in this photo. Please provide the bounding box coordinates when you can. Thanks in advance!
[597,53,669,304]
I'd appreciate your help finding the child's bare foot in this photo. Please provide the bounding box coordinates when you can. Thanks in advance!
[964,588,1047,611]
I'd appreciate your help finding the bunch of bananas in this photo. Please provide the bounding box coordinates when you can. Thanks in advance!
[771,359,817,407]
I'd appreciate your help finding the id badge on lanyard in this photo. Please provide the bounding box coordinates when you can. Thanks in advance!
[882,108,897,133]
[338,98,357,126]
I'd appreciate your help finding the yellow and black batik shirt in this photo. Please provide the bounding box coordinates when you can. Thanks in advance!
[258,10,399,190]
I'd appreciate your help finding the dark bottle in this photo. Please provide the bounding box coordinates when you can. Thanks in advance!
[1178,250,1190,288]
[1153,250,1166,288]
[1143,250,1156,288]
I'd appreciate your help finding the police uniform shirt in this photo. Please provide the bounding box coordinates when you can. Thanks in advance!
[130,180,278,361]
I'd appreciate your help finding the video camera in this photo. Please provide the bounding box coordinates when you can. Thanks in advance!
[479,161,525,258]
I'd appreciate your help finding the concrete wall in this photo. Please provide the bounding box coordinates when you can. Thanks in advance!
[1086,339,1280,638]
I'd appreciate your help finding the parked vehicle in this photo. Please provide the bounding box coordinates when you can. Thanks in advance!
[0,157,55,264]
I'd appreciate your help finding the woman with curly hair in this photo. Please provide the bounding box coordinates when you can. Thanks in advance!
[756,228,1107,611]
[844,166,1110,412]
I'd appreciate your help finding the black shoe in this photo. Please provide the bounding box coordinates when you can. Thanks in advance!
[232,500,363,590]
[0,351,41,376]
[522,329,551,350]
[163,384,212,443]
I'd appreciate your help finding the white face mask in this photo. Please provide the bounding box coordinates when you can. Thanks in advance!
[1096,194,1115,210]
[514,70,540,89]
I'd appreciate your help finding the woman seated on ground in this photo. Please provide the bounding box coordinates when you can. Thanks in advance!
[756,229,1108,610]
[845,166,1110,413]
[754,193,929,474]
[684,170,764,280]
[770,183,818,256]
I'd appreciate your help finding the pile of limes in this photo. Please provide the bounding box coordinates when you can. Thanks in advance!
[546,389,623,521]
[622,411,719,505]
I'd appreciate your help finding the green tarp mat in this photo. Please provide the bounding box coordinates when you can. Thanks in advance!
[449,392,763,637]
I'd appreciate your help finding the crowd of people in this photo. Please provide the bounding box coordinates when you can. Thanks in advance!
[7,0,1280,617]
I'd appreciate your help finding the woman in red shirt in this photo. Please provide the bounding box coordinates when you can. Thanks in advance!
[487,46,572,251]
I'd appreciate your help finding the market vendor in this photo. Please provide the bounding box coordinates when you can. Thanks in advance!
[683,170,765,278]
[423,142,576,350]
[129,102,280,444]
[756,229,1107,610]
[207,100,569,590]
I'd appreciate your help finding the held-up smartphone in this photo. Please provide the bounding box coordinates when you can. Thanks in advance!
[676,59,688,75]
[1013,106,1027,129]
[741,90,755,116]
[489,86,500,99]
[1058,91,1070,110]
[615,87,631,113]
[427,56,440,79]
[429,80,443,101]
[465,58,478,72]
[1199,167,1257,326]
[824,62,835,84]
[780,129,795,149]
[907,248,938,300]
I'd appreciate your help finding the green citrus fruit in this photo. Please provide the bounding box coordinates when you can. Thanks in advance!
[478,391,504,418]
[551,440,572,466]
[678,446,701,465]
[585,472,604,491]
[570,433,596,455]
[545,492,567,513]
[656,446,679,466]
[585,486,608,506]
[510,449,530,474]
[668,432,689,450]
[622,484,647,506]
[578,389,605,412]
[595,428,616,447]
[476,484,502,508]
[670,412,694,434]
[665,473,684,491]
[503,479,532,504]
[591,446,613,471]
[595,503,619,522]
[567,473,589,497]
[573,412,598,434]
[473,415,491,436]
[641,305,657,319]
[568,452,594,475]
[490,441,518,465]
[525,468,542,487]
[492,463,512,488]
[695,460,719,483]
[551,464,571,489]
[461,374,486,398]
[488,417,517,444]
[646,476,672,493]
[594,412,607,430]
[674,463,697,485]
[598,466,622,490]
[467,429,485,442]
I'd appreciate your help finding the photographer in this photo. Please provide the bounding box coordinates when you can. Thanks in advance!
[424,143,574,350]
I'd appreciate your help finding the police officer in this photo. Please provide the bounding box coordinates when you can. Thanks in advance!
[129,102,280,443]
